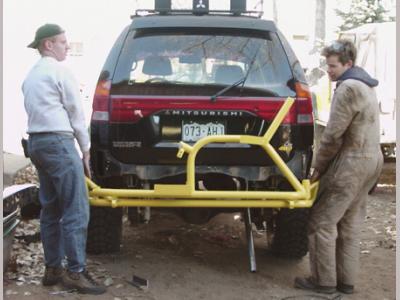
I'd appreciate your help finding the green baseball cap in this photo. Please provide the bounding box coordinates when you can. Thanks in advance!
[28,23,65,49]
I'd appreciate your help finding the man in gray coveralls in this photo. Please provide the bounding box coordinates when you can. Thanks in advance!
[294,39,383,295]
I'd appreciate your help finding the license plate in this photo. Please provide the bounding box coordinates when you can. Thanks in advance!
[182,121,225,142]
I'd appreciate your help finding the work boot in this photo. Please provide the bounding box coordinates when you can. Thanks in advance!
[294,277,336,294]
[62,270,106,295]
[337,282,354,294]
[42,266,64,286]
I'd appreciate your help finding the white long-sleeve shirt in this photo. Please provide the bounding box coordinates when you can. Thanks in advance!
[22,56,90,153]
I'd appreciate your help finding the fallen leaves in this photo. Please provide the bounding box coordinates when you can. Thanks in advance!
[13,164,39,186]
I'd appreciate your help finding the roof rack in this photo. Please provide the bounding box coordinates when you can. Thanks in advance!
[131,0,263,19]
[133,9,263,19]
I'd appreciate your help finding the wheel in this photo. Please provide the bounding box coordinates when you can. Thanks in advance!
[270,208,309,259]
[86,206,123,254]
[381,144,396,159]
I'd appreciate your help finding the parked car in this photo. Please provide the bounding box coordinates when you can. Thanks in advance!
[88,0,314,258]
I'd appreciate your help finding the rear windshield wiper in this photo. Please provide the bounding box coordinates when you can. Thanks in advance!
[210,44,262,102]
[210,77,246,102]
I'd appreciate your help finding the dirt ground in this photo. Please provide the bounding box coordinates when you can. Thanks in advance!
[4,161,396,300]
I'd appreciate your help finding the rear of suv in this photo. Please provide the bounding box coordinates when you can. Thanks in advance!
[88,0,314,258]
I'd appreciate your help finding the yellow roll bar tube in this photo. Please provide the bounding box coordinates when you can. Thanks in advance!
[87,97,319,209]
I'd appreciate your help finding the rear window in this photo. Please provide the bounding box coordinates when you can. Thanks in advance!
[112,28,295,97]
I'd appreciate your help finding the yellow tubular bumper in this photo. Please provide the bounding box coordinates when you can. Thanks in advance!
[86,97,319,209]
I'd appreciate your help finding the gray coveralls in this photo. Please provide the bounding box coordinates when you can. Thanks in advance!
[309,78,383,287]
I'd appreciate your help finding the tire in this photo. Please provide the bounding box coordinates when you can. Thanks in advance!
[381,144,396,160]
[86,206,123,254]
[271,208,309,259]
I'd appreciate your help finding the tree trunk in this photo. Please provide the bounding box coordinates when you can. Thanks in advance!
[314,0,326,49]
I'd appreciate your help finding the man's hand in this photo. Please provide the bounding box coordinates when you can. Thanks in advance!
[82,151,91,179]
[309,169,321,184]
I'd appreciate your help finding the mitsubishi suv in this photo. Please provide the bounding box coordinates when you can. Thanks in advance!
[87,0,314,258]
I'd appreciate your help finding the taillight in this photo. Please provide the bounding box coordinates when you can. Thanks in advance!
[110,99,153,123]
[255,102,296,124]
[295,82,314,124]
[91,80,111,122]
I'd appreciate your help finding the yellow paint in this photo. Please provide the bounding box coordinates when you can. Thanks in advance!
[86,97,319,209]
[278,144,293,155]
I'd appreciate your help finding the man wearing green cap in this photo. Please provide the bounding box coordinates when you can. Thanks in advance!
[23,23,106,295]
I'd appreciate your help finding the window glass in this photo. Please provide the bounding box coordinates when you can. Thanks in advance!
[113,28,295,96]
[277,30,306,83]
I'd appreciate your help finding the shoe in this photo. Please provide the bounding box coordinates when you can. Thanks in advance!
[42,266,64,286]
[337,282,354,294]
[294,277,336,294]
[62,270,106,295]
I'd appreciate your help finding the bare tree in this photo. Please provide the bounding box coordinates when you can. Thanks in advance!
[312,0,326,53]
[310,0,326,54]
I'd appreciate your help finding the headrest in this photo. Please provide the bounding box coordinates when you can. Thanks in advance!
[143,55,172,76]
[215,65,244,84]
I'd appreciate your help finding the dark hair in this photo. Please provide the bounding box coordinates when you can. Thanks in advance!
[322,39,357,65]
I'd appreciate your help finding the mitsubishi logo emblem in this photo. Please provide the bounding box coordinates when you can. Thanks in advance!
[196,0,205,8]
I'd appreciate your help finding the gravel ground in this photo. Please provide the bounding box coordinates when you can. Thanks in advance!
[3,161,396,300]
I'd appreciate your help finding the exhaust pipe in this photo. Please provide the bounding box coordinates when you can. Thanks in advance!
[197,174,242,191]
